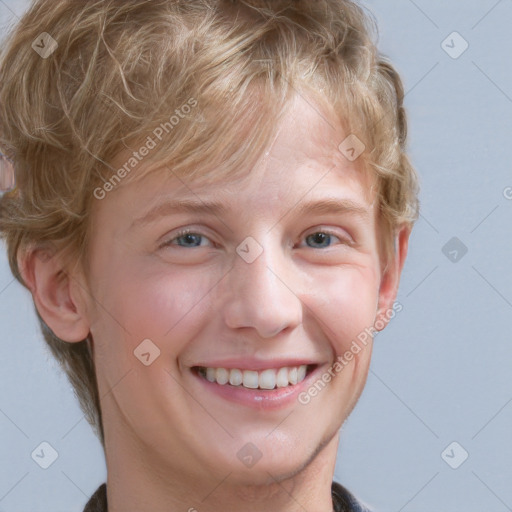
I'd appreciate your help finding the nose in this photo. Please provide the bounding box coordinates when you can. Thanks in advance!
[221,237,303,338]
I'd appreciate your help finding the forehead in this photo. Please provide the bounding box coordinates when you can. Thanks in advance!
[102,91,376,215]
[241,92,372,189]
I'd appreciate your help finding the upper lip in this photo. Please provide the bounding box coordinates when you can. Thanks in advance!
[192,358,321,371]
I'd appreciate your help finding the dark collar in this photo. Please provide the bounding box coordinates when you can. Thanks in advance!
[83,483,107,512]
[84,481,370,512]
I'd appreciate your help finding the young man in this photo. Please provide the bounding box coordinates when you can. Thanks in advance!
[0,1,419,510]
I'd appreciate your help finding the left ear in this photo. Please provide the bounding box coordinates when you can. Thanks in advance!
[374,224,411,331]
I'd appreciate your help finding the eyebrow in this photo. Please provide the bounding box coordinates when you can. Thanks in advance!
[130,197,370,229]
[131,199,229,228]
[293,197,370,219]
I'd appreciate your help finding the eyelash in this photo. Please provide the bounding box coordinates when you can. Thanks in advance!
[160,228,352,249]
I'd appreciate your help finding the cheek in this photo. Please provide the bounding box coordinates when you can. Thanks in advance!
[87,243,216,358]
[311,265,379,352]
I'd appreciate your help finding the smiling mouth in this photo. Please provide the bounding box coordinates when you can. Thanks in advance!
[192,364,318,390]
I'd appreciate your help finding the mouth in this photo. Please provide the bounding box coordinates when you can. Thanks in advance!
[192,364,318,390]
[190,363,322,410]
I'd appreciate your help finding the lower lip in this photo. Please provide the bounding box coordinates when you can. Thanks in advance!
[191,365,324,410]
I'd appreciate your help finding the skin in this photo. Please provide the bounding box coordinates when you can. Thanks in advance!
[21,92,410,512]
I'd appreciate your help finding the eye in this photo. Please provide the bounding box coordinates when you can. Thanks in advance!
[301,230,350,249]
[160,229,213,249]
[159,227,352,251]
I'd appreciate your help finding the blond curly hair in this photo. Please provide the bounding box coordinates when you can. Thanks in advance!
[0,0,420,448]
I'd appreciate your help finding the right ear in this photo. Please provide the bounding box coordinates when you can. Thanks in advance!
[18,246,90,343]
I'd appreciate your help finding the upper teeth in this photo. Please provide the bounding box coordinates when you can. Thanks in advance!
[199,365,308,390]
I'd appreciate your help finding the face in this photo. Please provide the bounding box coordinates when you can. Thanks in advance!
[81,92,401,487]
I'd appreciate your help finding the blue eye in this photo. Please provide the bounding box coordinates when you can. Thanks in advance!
[303,231,343,249]
[163,229,211,248]
[161,229,347,250]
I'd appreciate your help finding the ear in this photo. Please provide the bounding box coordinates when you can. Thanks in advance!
[374,224,411,331]
[17,246,90,343]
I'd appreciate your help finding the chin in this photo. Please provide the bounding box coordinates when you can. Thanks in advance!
[210,435,325,487]
[226,461,305,487]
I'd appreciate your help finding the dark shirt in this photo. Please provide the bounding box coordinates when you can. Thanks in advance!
[83,481,371,511]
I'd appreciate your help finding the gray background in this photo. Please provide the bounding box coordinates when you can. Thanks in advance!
[1,1,511,511]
